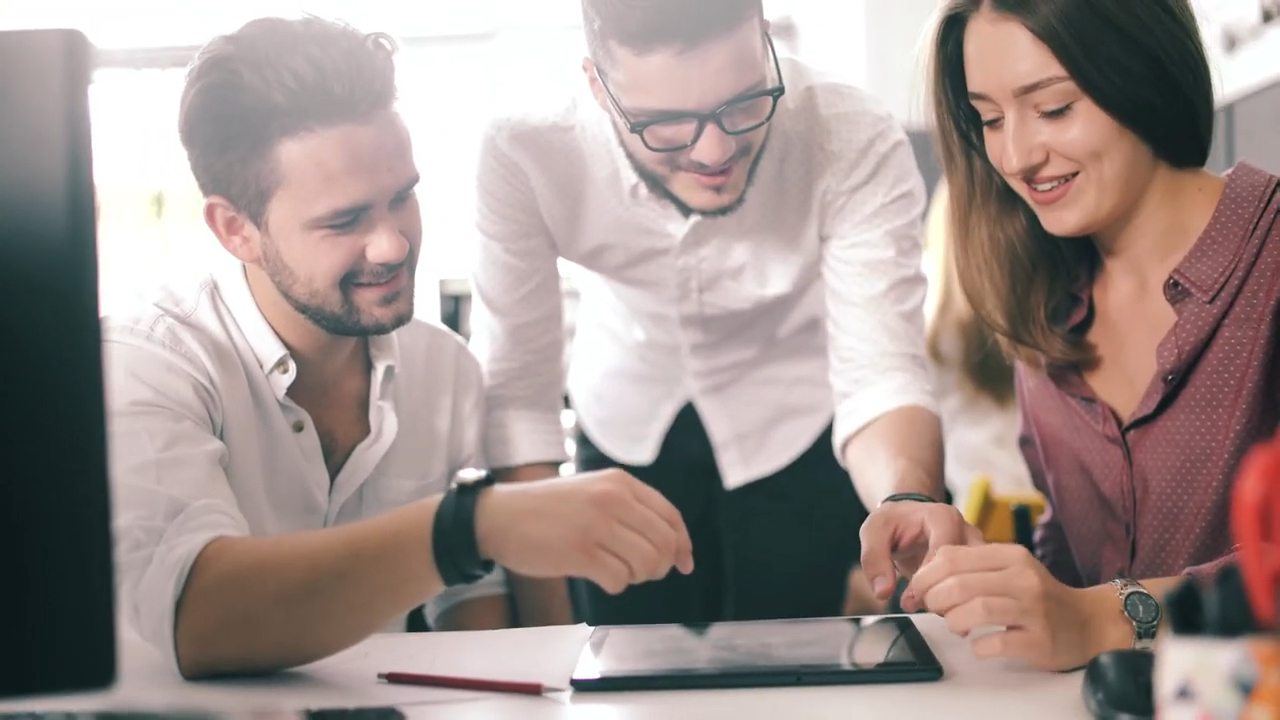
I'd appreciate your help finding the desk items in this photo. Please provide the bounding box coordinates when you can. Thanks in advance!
[1012,503,1036,552]
[1233,428,1280,631]
[376,672,561,696]
[568,615,943,692]
[1082,649,1155,720]
[0,615,1094,720]
[1151,429,1280,719]
[962,477,1046,544]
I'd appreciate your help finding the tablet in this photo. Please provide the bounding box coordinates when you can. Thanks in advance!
[569,615,944,692]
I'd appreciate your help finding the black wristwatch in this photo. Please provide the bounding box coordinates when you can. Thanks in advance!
[879,492,940,506]
[1110,578,1161,650]
[432,469,497,587]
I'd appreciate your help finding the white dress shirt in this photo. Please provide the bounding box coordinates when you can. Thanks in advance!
[103,262,505,665]
[470,57,936,490]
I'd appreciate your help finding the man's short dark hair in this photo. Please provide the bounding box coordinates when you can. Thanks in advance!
[178,17,398,227]
[581,0,765,64]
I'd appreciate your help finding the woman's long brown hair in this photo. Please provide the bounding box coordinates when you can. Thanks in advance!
[926,182,1016,404]
[926,0,1215,370]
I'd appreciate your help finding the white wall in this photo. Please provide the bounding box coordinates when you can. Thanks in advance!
[843,0,1280,128]
[771,0,938,127]
[770,0,869,87]
[861,0,939,129]
[1195,0,1280,105]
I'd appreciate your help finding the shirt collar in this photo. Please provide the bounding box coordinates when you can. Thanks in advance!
[368,327,401,398]
[1173,161,1277,304]
[215,262,402,399]
[215,262,292,386]
[1059,161,1278,332]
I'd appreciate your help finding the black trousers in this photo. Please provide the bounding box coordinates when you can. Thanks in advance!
[571,404,868,625]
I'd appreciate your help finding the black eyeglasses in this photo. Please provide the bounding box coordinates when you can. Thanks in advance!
[597,34,787,153]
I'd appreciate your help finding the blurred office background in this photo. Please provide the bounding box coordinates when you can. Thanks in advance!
[1,0,1277,323]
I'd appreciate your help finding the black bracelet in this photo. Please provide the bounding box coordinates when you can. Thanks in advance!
[879,492,940,507]
[432,471,497,587]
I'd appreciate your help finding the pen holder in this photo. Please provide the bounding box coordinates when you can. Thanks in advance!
[1154,631,1280,719]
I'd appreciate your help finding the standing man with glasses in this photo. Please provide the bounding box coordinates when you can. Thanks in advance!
[471,0,973,628]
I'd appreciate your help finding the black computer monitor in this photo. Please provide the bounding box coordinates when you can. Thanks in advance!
[0,28,117,698]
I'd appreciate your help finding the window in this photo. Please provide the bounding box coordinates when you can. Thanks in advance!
[2,3,585,316]
[3,1,847,316]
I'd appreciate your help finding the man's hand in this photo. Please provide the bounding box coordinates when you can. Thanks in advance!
[859,499,979,601]
[475,469,695,595]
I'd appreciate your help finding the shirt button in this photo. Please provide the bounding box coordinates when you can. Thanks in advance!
[292,420,305,433]
[1163,373,1179,385]
[274,360,290,375]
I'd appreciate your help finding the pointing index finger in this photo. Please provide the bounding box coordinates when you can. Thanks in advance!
[859,510,900,600]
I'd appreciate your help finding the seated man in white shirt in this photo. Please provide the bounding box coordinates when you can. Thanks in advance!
[471,0,971,627]
[105,16,693,679]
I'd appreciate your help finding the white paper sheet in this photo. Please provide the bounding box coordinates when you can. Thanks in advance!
[308,623,597,692]
[0,624,597,715]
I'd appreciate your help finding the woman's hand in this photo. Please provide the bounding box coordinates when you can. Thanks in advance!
[904,543,1121,671]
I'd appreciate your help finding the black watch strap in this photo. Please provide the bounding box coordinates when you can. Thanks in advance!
[879,492,940,506]
[432,470,497,587]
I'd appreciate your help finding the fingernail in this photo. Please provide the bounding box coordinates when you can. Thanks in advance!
[873,576,891,597]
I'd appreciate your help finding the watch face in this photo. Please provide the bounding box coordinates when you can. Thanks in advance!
[1125,592,1162,625]
[455,467,488,484]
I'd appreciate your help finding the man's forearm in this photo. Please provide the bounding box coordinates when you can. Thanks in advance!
[841,405,945,509]
[494,463,563,484]
[494,462,575,626]
[174,498,443,679]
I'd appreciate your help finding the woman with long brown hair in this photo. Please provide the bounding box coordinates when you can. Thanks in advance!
[905,0,1280,671]
[923,178,1031,508]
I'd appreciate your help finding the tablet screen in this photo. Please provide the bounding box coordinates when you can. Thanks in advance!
[570,615,943,692]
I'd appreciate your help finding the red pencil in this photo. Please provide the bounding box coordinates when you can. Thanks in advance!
[377,671,563,695]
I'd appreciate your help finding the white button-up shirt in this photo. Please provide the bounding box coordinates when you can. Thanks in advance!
[471,58,937,490]
[104,263,504,665]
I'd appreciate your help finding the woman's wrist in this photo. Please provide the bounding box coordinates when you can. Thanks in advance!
[1078,584,1135,658]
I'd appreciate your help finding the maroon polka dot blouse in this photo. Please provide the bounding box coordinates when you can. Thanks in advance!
[1016,161,1280,588]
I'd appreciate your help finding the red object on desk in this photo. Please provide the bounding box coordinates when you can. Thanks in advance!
[377,671,561,696]
[1232,428,1280,630]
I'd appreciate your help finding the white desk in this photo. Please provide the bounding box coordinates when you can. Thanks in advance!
[0,615,1089,719]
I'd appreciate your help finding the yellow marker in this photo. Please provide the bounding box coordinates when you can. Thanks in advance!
[963,476,1046,545]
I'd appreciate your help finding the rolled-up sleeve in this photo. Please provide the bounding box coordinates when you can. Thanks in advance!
[820,106,937,457]
[424,357,508,623]
[103,327,250,666]
[468,120,568,470]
